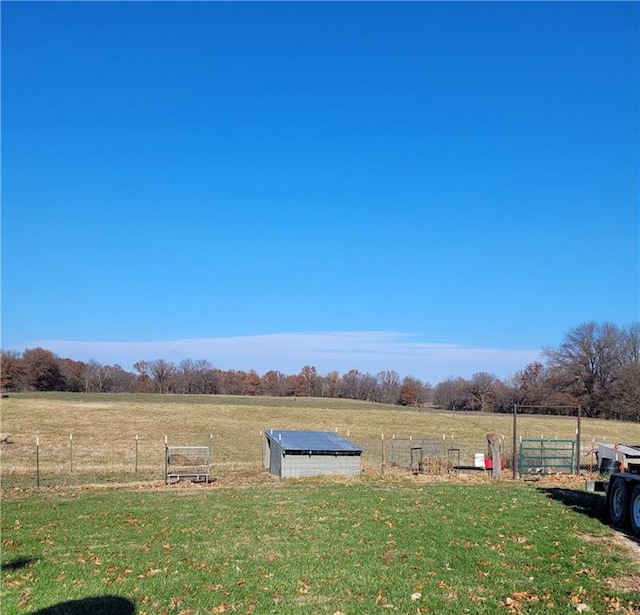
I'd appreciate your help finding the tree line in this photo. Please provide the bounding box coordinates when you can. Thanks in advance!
[1,321,638,420]
[433,321,639,421]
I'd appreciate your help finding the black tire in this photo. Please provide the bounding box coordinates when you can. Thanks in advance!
[609,478,629,528]
[630,484,640,537]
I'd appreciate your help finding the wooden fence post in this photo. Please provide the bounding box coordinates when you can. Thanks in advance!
[487,432,502,480]
[36,437,41,488]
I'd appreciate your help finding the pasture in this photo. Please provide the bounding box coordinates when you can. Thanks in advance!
[2,393,640,485]
[2,394,640,614]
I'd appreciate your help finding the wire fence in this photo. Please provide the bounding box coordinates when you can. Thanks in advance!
[2,434,166,489]
[0,432,608,489]
[0,430,607,490]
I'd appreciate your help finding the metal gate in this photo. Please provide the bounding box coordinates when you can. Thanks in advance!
[518,438,575,476]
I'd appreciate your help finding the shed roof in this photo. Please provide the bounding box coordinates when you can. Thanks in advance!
[265,430,362,454]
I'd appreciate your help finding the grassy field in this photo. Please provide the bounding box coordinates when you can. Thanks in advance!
[2,478,640,614]
[2,394,640,614]
[2,393,639,487]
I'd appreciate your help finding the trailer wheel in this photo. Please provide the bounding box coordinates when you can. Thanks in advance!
[630,484,640,536]
[609,478,629,528]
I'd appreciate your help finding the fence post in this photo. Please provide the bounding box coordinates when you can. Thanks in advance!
[134,434,139,473]
[164,435,168,484]
[575,405,582,475]
[260,430,264,468]
[381,434,385,475]
[36,437,40,489]
[487,432,502,480]
[512,404,518,479]
[69,433,73,474]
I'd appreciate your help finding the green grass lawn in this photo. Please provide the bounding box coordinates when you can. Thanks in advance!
[2,478,639,614]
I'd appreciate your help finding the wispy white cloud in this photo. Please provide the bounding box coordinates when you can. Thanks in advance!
[16,332,542,384]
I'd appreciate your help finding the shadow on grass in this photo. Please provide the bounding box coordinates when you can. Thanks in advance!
[2,556,37,571]
[540,486,640,547]
[30,595,136,615]
[537,486,606,522]
[538,487,640,545]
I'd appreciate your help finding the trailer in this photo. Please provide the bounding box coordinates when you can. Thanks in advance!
[605,466,640,536]
[588,454,640,537]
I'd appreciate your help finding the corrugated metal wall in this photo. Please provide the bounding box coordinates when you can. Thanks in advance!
[279,453,361,478]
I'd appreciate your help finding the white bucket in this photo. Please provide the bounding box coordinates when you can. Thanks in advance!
[474,453,485,468]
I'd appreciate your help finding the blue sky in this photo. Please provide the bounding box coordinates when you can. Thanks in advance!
[2,1,638,384]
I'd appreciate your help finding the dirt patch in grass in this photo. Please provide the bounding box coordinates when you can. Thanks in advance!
[581,533,640,593]
[608,533,640,568]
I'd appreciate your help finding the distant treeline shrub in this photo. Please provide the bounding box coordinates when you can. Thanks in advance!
[2,321,638,419]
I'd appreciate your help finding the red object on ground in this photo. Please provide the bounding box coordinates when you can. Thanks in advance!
[484,458,504,470]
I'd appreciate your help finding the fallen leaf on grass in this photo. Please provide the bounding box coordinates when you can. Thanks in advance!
[18,588,31,609]
[570,586,591,612]
[504,591,543,612]
[137,568,163,579]
[375,589,394,609]
[603,596,640,614]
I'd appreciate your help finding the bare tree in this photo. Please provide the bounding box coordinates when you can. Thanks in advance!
[176,358,197,394]
[612,323,640,420]
[433,377,473,410]
[467,372,499,412]
[614,363,640,421]
[620,322,640,364]
[511,362,547,407]
[339,369,361,400]
[150,359,176,394]
[110,364,136,393]
[543,321,624,418]
[83,359,112,392]
[361,373,375,401]
[377,370,400,404]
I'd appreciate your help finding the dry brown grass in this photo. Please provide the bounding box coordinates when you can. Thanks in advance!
[1,393,639,485]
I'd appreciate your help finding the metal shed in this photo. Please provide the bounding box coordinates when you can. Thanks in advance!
[263,430,363,478]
